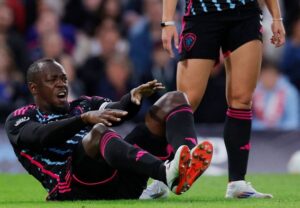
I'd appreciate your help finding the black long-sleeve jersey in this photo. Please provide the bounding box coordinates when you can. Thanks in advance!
[5,94,139,198]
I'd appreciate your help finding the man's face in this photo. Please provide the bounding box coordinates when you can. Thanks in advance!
[32,63,69,113]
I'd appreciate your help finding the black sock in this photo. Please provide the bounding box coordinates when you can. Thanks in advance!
[165,105,197,150]
[100,131,166,183]
[224,108,252,181]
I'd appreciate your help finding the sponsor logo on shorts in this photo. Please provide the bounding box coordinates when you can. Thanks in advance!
[183,33,197,51]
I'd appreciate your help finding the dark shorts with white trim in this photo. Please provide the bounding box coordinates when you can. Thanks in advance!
[47,124,172,201]
[179,2,263,62]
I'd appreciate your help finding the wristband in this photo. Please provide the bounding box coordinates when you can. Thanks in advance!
[273,18,283,21]
[161,21,176,27]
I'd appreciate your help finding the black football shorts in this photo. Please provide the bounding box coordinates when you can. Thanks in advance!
[179,3,263,61]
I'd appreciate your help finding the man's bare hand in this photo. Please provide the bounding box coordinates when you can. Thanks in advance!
[81,109,128,126]
[130,80,165,105]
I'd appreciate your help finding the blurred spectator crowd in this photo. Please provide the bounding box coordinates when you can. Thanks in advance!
[0,0,299,130]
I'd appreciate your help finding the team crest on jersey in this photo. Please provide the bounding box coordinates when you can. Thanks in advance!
[183,33,197,51]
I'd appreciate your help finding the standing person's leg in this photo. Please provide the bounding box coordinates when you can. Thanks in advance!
[224,40,262,182]
[177,59,215,112]
[224,40,272,198]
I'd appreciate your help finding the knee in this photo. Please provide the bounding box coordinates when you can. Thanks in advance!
[155,91,192,116]
[92,123,109,135]
[156,91,190,111]
[82,123,109,158]
[165,91,200,112]
[145,91,191,136]
[165,91,189,103]
[227,93,253,109]
[88,123,110,146]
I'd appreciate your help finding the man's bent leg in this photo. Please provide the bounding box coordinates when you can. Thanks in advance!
[84,124,194,195]
[124,123,172,161]
[100,129,192,195]
[126,91,198,160]
[82,123,166,182]
[146,91,198,150]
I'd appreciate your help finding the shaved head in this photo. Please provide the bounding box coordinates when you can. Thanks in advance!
[26,58,62,84]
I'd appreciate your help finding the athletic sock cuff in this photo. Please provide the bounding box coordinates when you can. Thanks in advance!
[226,108,252,120]
[165,105,193,121]
[99,131,121,158]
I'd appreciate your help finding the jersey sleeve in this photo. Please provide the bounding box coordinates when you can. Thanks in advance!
[90,96,112,110]
[104,93,141,123]
[78,94,140,125]
[5,110,37,146]
[5,109,87,148]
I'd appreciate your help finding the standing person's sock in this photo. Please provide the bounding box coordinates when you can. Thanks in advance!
[224,108,252,181]
[100,131,166,183]
[165,105,198,150]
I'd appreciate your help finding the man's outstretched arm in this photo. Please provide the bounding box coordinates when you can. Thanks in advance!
[5,110,127,148]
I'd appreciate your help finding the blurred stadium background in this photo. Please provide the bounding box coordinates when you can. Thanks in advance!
[0,0,299,174]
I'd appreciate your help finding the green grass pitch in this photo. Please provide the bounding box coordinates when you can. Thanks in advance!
[0,174,299,208]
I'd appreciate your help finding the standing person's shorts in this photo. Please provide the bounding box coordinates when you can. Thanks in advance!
[179,2,263,61]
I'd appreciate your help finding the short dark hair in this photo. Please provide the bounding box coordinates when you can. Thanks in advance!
[26,58,57,83]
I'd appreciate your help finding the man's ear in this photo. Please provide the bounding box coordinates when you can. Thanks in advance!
[28,82,38,95]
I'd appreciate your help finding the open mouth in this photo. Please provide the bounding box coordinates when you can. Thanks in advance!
[57,90,68,100]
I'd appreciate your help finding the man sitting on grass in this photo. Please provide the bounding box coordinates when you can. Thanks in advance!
[5,58,213,200]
